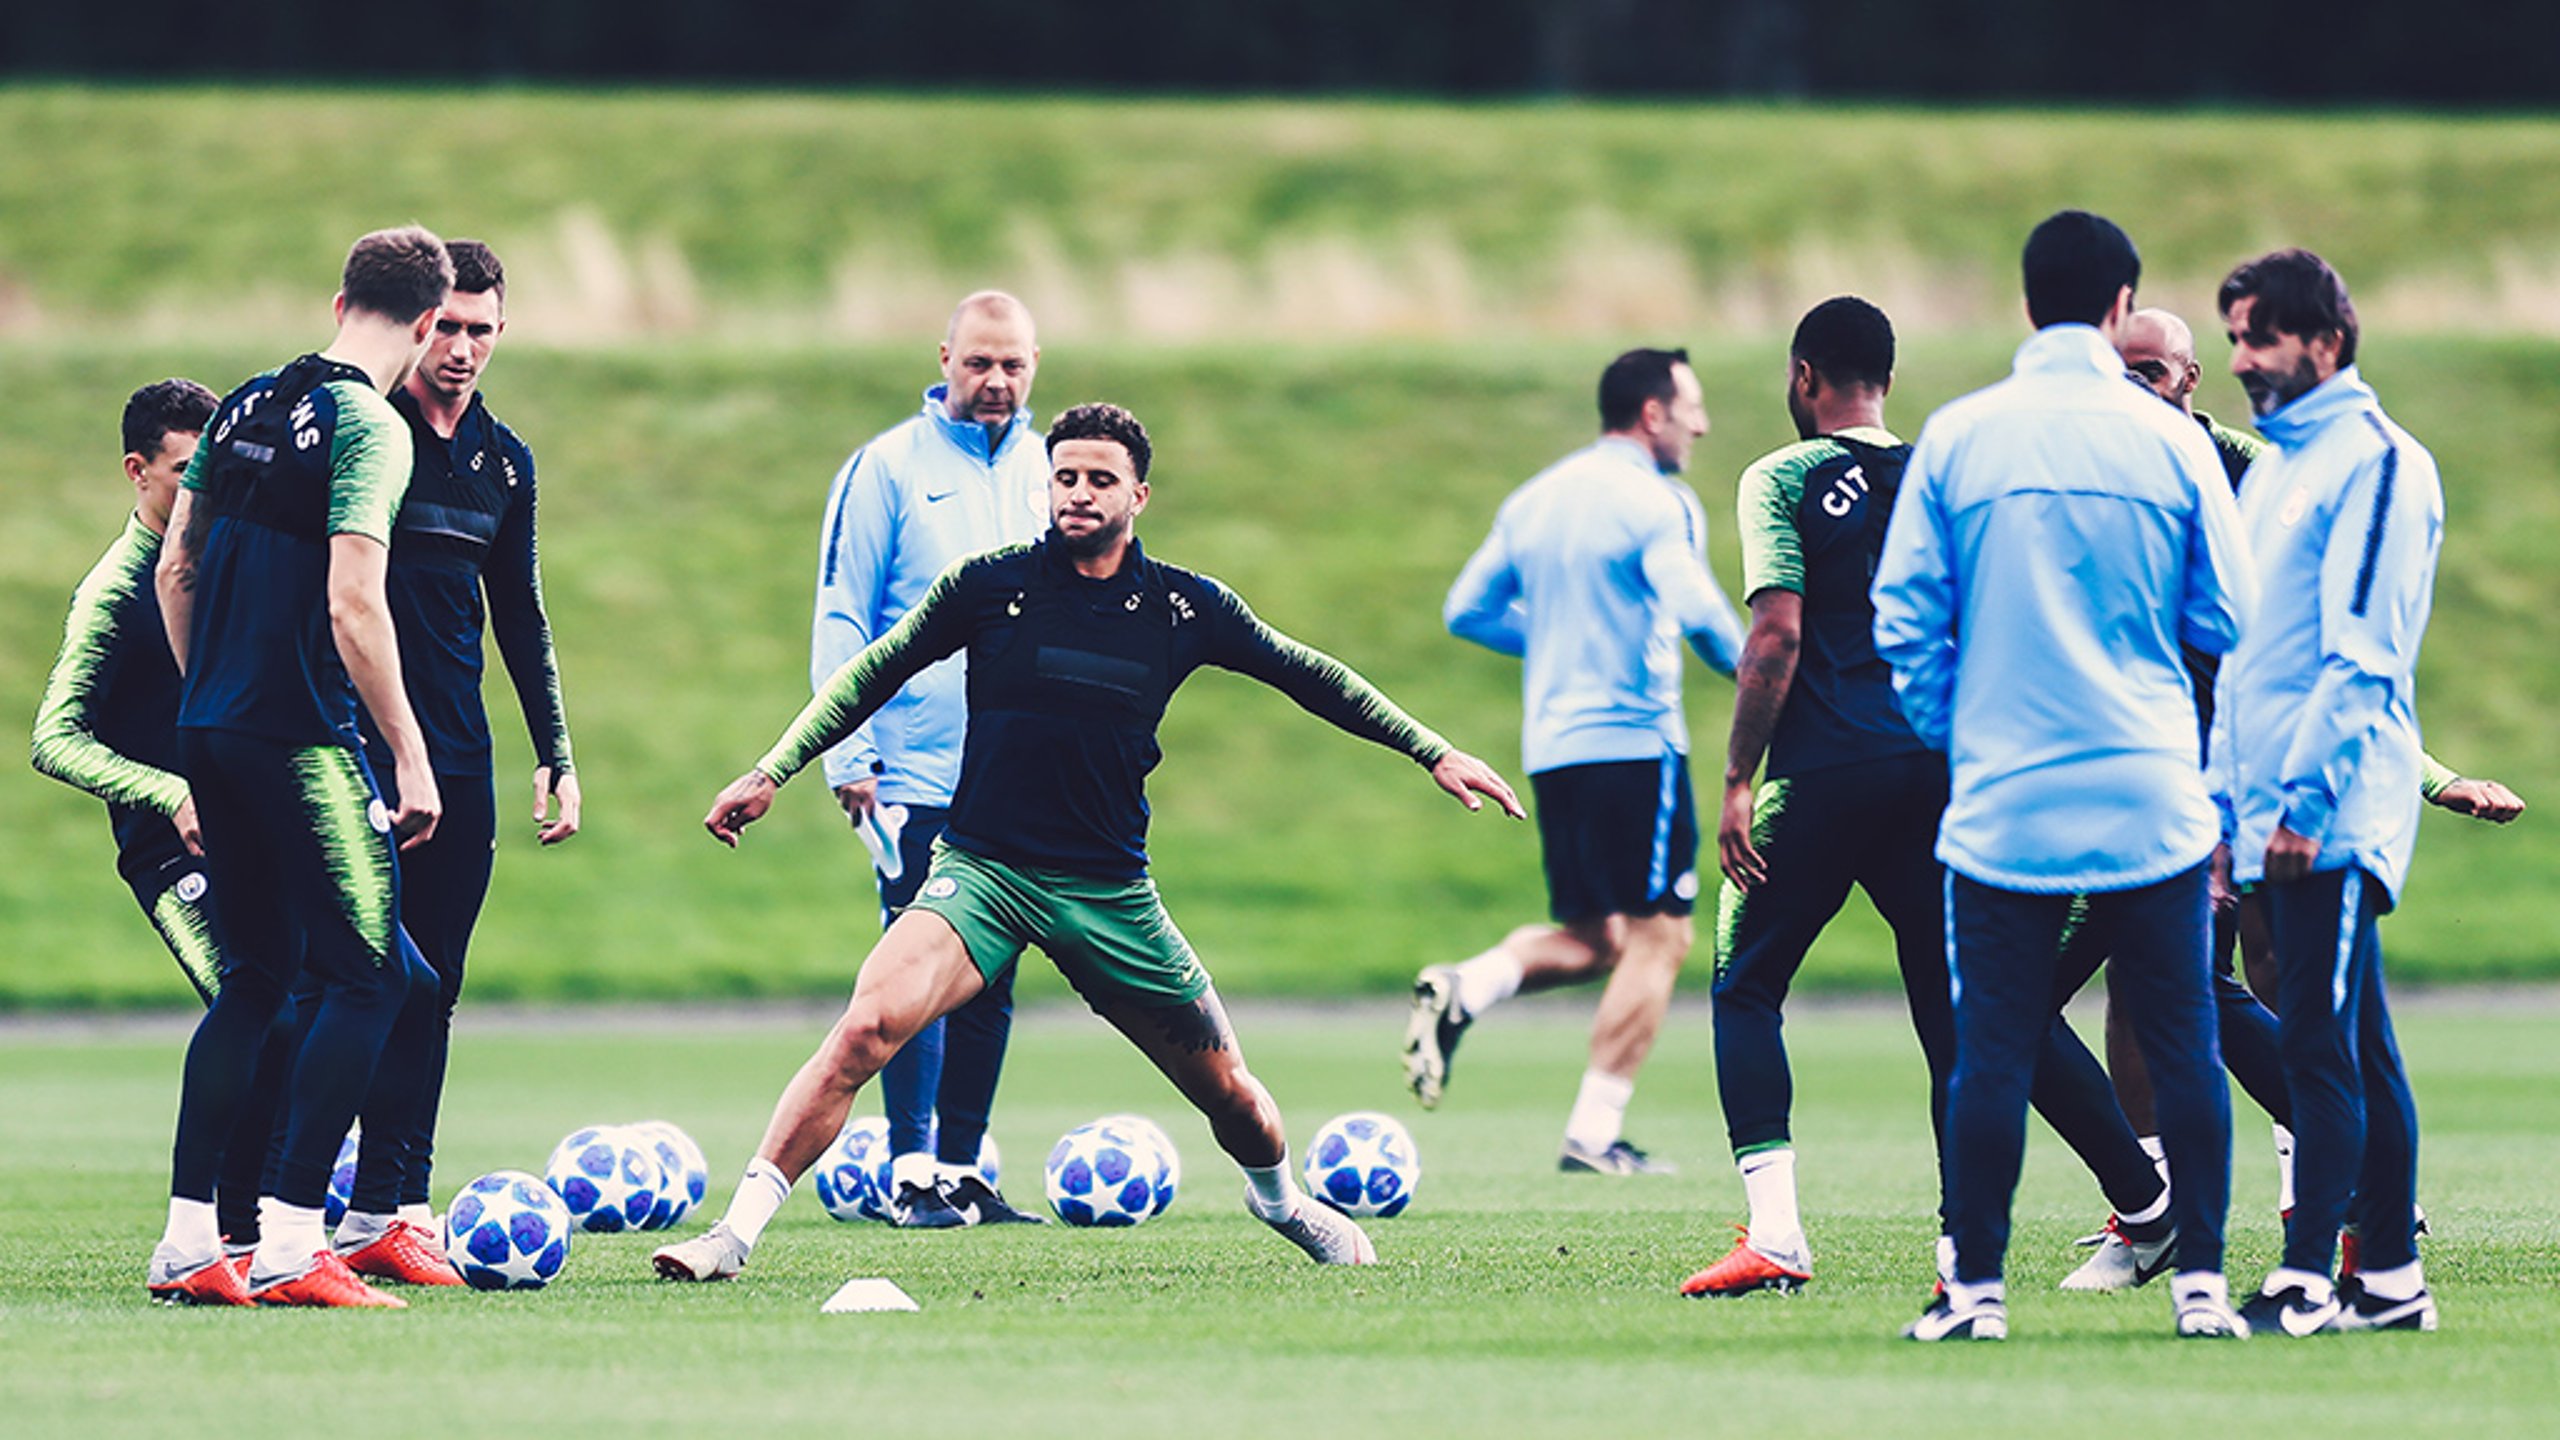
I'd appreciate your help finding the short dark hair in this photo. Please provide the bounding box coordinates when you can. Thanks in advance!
[2022,210,2140,329]
[1598,348,1689,431]
[1047,402,1152,481]
[2218,248,2359,368]
[447,238,505,302]
[341,225,453,323]
[122,377,217,459]
[1791,297,1895,390]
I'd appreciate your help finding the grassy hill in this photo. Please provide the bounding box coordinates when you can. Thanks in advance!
[3,88,2556,1006]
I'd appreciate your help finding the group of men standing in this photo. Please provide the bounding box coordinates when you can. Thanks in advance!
[37,228,578,1307]
[1407,209,2510,1340]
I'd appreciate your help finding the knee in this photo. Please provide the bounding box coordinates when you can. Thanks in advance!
[824,1004,901,1080]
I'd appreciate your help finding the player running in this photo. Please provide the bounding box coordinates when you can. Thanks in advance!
[330,239,581,1285]
[147,227,448,1309]
[1684,299,2182,1299]
[654,402,1523,1281]
[1411,349,1743,1174]
[2214,250,2446,1336]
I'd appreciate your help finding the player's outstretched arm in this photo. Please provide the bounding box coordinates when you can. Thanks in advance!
[704,769,779,847]
[2432,774,2525,823]
[1428,749,1527,819]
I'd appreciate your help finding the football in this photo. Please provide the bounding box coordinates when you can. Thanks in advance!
[1097,1112,1179,1215]
[441,1169,572,1291]
[1303,1111,1419,1218]
[812,1114,895,1223]
[323,1122,362,1227]
[544,1124,664,1233]
[1044,1119,1170,1227]
[628,1119,709,1229]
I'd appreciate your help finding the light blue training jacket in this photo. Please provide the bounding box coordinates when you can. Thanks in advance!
[2211,366,2440,904]
[1872,324,2258,893]
[1445,435,1744,776]
[811,386,1050,801]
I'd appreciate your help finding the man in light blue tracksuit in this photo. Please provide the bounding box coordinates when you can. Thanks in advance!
[2212,250,2443,1336]
[1873,212,2259,1342]
[1409,347,1746,1175]
[811,291,1051,1227]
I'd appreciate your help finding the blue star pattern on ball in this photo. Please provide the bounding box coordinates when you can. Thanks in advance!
[1304,1111,1420,1218]
[813,1115,897,1223]
[441,1169,572,1290]
[323,1123,362,1228]
[544,1125,664,1233]
[1044,1119,1171,1227]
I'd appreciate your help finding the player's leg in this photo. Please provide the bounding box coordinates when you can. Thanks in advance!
[2247,867,2364,1334]
[871,805,957,1225]
[1688,770,1857,1293]
[247,743,432,1306]
[2337,881,2432,1330]
[931,965,1034,1222]
[371,770,497,1232]
[1560,754,1698,1172]
[1405,765,1616,1107]
[2232,890,2298,1213]
[2096,863,2241,1335]
[655,872,1009,1282]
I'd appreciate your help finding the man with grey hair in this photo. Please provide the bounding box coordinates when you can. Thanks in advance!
[808,290,1050,1226]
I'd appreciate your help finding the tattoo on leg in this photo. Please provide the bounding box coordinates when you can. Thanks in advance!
[1136,997,1231,1055]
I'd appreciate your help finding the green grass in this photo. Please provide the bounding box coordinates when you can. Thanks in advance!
[5,336,2556,1006]
[3,1000,2557,1437]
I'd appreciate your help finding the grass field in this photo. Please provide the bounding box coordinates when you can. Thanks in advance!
[4,999,2556,1438]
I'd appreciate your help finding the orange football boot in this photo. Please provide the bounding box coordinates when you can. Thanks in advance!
[1679,1225,1812,1297]
[147,1250,255,1307]
[343,1221,463,1286]
[249,1249,408,1308]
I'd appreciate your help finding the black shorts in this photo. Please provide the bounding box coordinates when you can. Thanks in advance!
[1530,754,1699,923]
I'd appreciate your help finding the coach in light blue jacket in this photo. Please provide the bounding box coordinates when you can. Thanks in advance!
[1870,212,2258,1343]
[808,292,1050,1224]
[2208,250,2443,1336]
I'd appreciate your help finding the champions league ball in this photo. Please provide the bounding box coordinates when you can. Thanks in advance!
[1044,1119,1171,1228]
[442,1169,572,1291]
[1097,1113,1179,1216]
[628,1120,709,1230]
[1304,1111,1420,1218]
[324,1123,362,1227]
[544,1125,664,1233]
[814,1115,896,1223]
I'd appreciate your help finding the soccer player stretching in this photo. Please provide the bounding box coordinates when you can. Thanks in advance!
[654,403,1522,1280]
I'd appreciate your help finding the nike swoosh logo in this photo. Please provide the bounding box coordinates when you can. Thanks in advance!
[2282,1302,2335,1336]
[925,489,956,503]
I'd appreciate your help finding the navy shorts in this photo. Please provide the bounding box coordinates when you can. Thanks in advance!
[1530,754,1699,923]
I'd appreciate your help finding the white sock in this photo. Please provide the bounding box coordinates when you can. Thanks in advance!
[890,1151,937,1193]
[251,1200,326,1280]
[1948,1277,2004,1310]
[1934,1233,1957,1284]
[934,1159,980,1187]
[2357,1259,2425,1301]
[398,1202,435,1229]
[2136,1133,2171,1186]
[2172,1271,2229,1308]
[1563,1069,1635,1153]
[1240,1157,1300,1221]
[721,1158,793,1249]
[335,1209,395,1248]
[1737,1148,1804,1257]
[2264,1266,2334,1304]
[2118,1181,2172,1227]
[2271,1124,2296,1213]
[1452,952,1525,1018]
[162,1196,220,1260]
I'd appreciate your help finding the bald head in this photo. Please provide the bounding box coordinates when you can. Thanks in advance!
[940,290,1040,432]
[2118,306,2200,411]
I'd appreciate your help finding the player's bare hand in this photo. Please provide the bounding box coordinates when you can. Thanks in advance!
[2261,823,2320,884]
[1718,779,1765,892]
[2433,776,2524,824]
[1430,750,1526,819]
[535,766,582,845]
[172,792,205,856]
[2209,841,2237,915]
[705,770,779,847]
[835,778,879,825]
[391,765,441,852]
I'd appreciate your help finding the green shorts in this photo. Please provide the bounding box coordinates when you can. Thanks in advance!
[906,841,1209,1008]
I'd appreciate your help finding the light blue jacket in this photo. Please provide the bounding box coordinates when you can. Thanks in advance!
[1446,436,1744,776]
[812,386,1050,801]
[2211,367,2440,903]
[1872,325,2257,893]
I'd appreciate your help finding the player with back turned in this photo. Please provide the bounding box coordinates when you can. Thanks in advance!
[146,227,448,1309]
[653,402,1523,1282]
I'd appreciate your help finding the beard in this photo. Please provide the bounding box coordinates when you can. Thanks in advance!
[1054,512,1129,559]
[2240,357,2322,417]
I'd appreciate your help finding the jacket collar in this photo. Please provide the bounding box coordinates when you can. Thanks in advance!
[1038,529,1147,590]
[2012,323,2123,378]
[2250,365,2376,451]
[924,384,1033,466]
